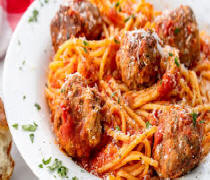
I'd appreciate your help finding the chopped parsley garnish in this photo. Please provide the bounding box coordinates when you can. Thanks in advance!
[35,103,41,110]
[42,157,52,165]
[131,14,136,19]
[57,166,68,177]
[28,9,39,22]
[174,28,180,35]
[48,159,68,178]
[111,91,117,97]
[12,123,19,130]
[22,123,38,132]
[83,47,88,53]
[29,133,34,143]
[44,0,48,3]
[81,169,85,173]
[174,57,180,67]
[115,2,120,7]
[38,164,43,168]
[23,95,26,100]
[48,159,62,171]
[61,88,65,93]
[114,38,120,44]
[66,32,70,39]
[199,120,205,124]
[124,14,136,23]
[22,60,26,65]
[146,121,152,129]
[83,40,88,46]
[191,112,198,127]
[72,177,79,180]
[124,17,130,23]
[115,126,120,131]
[169,53,173,57]
[117,98,120,104]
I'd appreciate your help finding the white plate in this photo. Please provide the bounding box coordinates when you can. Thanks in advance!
[3,0,210,179]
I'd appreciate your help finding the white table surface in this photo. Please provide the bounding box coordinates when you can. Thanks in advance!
[0,58,37,180]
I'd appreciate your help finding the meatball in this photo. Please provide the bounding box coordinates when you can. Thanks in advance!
[155,5,200,67]
[152,106,202,178]
[51,0,103,51]
[116,29,162,89]
[56,73,103,158]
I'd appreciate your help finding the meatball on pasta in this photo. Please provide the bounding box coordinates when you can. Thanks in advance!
[51,0,103,51]
[116,29,162,89]
[152,106,203,178]
[55,73,103,158]
[155,5,200,67]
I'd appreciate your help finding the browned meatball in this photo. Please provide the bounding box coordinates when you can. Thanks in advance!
[56,73,103,158]
[152,106,202,178]
[51,0,103,51]
[155,5,200,67]
[116,29,162,89]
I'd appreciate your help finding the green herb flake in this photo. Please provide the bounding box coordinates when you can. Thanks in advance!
[57,166,68,177]
[44,0,48,3]
[42,157,52,165]
[29,133,34,143]
[191,112,198,127]
[48,159,62,171]
[115,2,120,7]
[83,40,88,46]
[124,16,130,23]
[114,38,120,44]
[72,176,79,180]
[174,57,180,67]
[22,123,38,132]
[131,14,136,19]
[12,123,19,130]
[124,14,135,23]
[146,121,152,129]
[169,53,173,57]
[83,47,88,53]
[117,98,120,104]
[38,164,43,168]
[200,120,205,124]
[28,9,39,22]
[66,32,70,39]
[35,103,41,111]
[174,28,180,35]
[115,126,120,131]
[22,60,26,65]
[111,91,117,98]
[23,95,26,100]
[61,88,65,93]
[81,169,85,173]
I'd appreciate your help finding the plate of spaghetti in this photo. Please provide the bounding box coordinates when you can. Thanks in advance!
[3,0,210,179]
